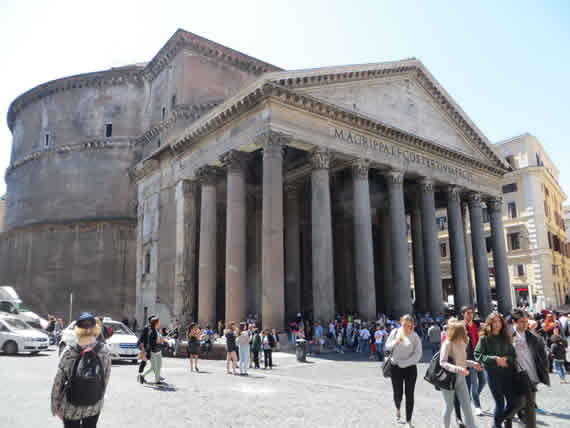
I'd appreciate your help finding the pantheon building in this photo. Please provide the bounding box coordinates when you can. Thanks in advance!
[3,29,512,328]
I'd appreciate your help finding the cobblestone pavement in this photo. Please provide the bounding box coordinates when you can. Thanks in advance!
[2,346,569,427]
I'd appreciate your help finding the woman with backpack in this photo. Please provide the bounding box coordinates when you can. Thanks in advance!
[474,312,516,428]
[385,314,423,428]
[439,320,480,428]
[51,312,111,428]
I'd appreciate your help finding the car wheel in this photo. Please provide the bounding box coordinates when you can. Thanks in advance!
[30,351,39,356]
[3,341,18,355]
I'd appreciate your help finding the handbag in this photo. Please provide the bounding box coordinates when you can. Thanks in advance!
[382,351,393,378]
[424,351,456,391]
[512,362,536,397]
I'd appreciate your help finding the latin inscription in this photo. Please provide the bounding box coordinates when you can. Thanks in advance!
[333,128,473,182]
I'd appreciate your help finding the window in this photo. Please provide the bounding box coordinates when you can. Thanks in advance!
[516,264,525,277]
[144,252,151,274]
[161,106,166,121]
[505,155,515,168]
[171,94,176,108]
[105,123,112,138]
[536,153,543,166]
[507,202,517,219]
[502,183,518,194]
[508,233,521,250]
[157,138,161,148]
[544,201,550,218]
[436,216,447,231]
[440,243,447,258]
[44,133,50,148]
[548,232,552,249]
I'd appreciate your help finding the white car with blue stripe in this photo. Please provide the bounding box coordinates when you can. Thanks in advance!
[60,318,139,363]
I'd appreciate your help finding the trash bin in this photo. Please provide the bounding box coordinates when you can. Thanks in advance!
[296,338,307,362]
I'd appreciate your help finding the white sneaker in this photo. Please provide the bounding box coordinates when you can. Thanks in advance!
[474,407,484,416]
[396,409,402,424]
[406,422,414,428]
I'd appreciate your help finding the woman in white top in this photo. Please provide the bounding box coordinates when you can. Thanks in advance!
[440,319,480,428]
[237,322,250,376]
[385,314,423,428]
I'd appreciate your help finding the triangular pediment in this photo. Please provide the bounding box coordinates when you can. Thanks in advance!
[295,75,488,162]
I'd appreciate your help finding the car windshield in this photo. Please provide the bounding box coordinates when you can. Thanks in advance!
[105,322,133,335]
[3,318,32,330]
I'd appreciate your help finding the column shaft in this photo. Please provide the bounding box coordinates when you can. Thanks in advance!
[311,150,335,323]
[489,197,512,314]
[386,170,412,317]
[420,179,444,316]
[447,186,470,310]
[260,134,286,329]
[197,167,218,327]
[174,180,199,327]
[468,193,492,317]
[222,151,248,324]
[410,196,427,313]
[352,161,376,320]
[285,184,302,323]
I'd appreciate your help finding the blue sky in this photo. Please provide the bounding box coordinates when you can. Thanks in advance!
[1,1,569,196]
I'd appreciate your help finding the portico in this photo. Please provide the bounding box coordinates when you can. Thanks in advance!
[134,60,512,329]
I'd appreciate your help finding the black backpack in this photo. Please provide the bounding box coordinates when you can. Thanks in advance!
[65,342,105,406]
[424,351,456,391]
[268,334,276,348]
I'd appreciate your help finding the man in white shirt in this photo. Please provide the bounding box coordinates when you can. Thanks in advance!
[374,325,387,361]
[559,312,568,338]
[359,325,371,354]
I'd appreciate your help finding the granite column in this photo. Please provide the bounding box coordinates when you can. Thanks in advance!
[284,183,302,323]
[468,193,492,317]
[489,197,512,314]
[446,186,470,310]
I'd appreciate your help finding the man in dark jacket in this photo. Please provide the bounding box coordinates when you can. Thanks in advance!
[136,315,155,384]
[509,309,550,428]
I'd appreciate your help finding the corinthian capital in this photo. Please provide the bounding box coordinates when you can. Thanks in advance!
[385,169,404,185]
[284,183,298,200]
[310,149,331,170]
[195,165,220,186]
[487,196,503,214]
[418,177,435,194]
[467,192,482,208]
[351,159,370,180]
[220,150,249,172]
[254,130,291,155]
[446,185,462,202]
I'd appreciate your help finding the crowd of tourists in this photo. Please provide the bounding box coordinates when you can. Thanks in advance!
[49,306,568,427]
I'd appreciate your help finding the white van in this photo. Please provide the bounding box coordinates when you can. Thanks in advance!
[0,316,49,355]
[0,286,48,330]
[60,318,139,363]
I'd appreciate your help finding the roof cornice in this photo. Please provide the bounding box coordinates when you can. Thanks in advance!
[7,67,144,132]
[142,29,282,81]
[167,81,509,177]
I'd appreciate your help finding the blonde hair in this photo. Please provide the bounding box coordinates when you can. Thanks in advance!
[75,322,101,338]
[446,320,467,344]
[400,314,415,326]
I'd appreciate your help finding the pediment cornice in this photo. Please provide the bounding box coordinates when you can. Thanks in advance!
[168,80,509,176]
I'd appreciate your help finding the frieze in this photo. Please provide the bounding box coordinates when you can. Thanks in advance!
[333,127,474,183]
[5,138,136,178]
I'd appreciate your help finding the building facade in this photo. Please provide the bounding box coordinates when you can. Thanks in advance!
[3,29,513,326]
[418,134,570,311]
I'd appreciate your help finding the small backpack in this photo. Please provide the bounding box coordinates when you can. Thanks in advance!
[424,351,456,391]
[65,342,105,406]
[268,333,276,348]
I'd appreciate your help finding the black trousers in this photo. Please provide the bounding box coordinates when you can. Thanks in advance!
[253,350,260,368]
[138,352,150,373]
[390,365,417,422]
[264,349,273,368]
[63,414,99,428]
